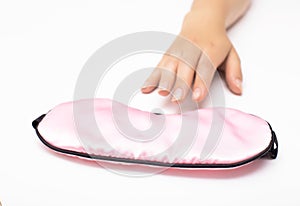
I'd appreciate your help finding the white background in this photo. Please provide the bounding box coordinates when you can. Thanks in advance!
[1,0,300,205]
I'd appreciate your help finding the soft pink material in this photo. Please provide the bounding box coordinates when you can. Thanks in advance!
[36,98,272,166]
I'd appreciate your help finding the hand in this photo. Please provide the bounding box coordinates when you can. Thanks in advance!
[141,9,244,103]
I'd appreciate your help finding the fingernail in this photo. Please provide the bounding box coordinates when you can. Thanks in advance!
[158,81,170,96]
[171,88,183,101]
[235,78,243,91]
[192,88,202,100]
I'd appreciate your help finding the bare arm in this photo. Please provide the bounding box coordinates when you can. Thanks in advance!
[190,0,251,28]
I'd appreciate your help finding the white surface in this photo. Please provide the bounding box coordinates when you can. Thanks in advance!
[0,0,300,205]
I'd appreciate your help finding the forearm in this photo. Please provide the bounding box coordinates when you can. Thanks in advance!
[190,0,251,29]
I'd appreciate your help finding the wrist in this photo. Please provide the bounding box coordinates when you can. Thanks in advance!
[189,1,227,29]
[183,10,227,31]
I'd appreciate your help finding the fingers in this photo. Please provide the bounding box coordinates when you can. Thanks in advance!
[192,53,216,102]
[142,36,243,102]
[224,47,243,95]
[164,36,201,101]
[157,56,178,96]
[141,38,216,103]
[171,61,195,102]
[141,55,178,95]
[142,35,201,98]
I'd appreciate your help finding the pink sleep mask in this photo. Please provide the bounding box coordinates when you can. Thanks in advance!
[32,98,278,169]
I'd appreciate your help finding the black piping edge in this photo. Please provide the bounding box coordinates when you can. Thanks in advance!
[32,114,278,169]
[261,122,278,159]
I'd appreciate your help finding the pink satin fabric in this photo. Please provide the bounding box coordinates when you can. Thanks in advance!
[37,98,272,166]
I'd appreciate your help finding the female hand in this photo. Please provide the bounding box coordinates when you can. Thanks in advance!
[141,0,250,102]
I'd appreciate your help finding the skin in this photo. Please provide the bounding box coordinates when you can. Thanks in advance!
[141,0,251,102]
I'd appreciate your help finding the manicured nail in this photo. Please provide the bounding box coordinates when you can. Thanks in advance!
[192,87,202,100]
[235,78,243,92]
[141,82,155,93]
[171,88,183,101]
[158,81,170,96]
